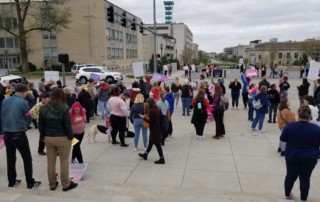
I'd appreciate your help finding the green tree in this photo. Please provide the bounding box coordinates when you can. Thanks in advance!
[0,0,71,73]
[180,47,194,64]
[301,39,320,61]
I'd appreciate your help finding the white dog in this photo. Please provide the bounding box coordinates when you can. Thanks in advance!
[87,124,112,143]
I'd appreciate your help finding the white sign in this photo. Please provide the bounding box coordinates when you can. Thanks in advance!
[44,71,60,81]
[239,58,244,64]
[132,61,144,77]
[308,61,320,81]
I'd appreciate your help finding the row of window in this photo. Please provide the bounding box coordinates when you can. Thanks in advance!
[0,37,19,48]
[43,47,58,59]
[107,48,137,59]
[106,28,137,44]
[0,18,17,30]
[278,52,299,59]
[0,57,20,69]
[42,31,57,40]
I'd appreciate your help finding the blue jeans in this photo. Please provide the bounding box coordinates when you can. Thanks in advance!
[248,99,254,120]
[98,100,108,119]
[133,118,148,148]
[282,90,288,99]
[181,97,190,115]
[251,111,266,130]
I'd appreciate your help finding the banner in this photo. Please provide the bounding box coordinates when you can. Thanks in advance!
[44,71,59,81]
[90,73,100,82]
[152,73,168,82]
[245,69,258,77]
[308,61,320,81]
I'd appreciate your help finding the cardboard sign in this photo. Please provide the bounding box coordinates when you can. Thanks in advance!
[44,71,59,81]
[90,73,100,82]
[245,69,258,77]
[308,61,320,81]
[132,61,144,77]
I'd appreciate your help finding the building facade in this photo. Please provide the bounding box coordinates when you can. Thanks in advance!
[0,0,144,70]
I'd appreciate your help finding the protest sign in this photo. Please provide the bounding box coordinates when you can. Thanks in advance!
[44,71,59,81]
[245,69,258,77]
[90,73,100,82]
[132,61,144,77]
[308,61,320,81]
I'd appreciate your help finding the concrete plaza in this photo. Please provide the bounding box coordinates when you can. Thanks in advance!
[0,69,320,202]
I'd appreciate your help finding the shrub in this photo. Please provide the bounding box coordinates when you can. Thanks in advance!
[17,62,37,72]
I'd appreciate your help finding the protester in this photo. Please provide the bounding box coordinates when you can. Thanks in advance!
[70,102,86,164]
[267,84,281,123]
[277,99,295,156]
[145,77,152,100]
[138,98,165,164]
[108,87,129,147]
[261,65,267,77]
[241,73,250,109]
[97,81,110,119]
[129,81,141,110]
[181,79,191,116]
[130,94,148,152]
[63,87,76,108]
[247,83,258,121]
[171,77,181,107]
[2,84,41,189]
[28,82,39,103]
[150,82,161,102]
[30,92,51,155]
[259,77,270,89]
[251,85,268,134]
[279,76,290,99]
[280,105,320,201]
[74,80,82,96]
[138,79,147,99]
[303,95,318,122]
[38,78,45,93]
[297,78,310,105]
[117,79,126,94]
[77,87,91,123]
[38,88,77,191]
[157,91,170,145]
[300,65,305,79]
[165,86,174,137]
[87,79,96,120]
[229,78,242,110]
[191,89,209,139]
[212,85,225,139]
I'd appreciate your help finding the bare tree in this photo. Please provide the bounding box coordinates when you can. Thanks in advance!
[180,47,194,64]
[301,39,320,61]
[267,42,277,66]
[0,0,71,72]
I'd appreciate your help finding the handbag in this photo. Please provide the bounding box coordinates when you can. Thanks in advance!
[105,117,111,127]
[143,104,149,128]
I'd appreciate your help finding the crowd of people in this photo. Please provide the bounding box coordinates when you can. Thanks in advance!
[0,68,320,201]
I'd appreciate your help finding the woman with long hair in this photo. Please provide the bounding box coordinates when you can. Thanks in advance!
[70,102,86,163]
[212,85,225,139]
[280,105,320,201]
[130,94,148,151]
[277,99,295,156]
[63,87,76,108]
[108,87,130,147]
[138,98,165,164]
[171,77,181,107]
[181,79,191,116]
[39,88,77,191]
[157,91,170,145]
[191,89,210,139]
[297,78,310,105]
[251,85,269,134]
[247,83,258,121]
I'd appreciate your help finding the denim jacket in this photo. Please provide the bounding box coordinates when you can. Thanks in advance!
[1,95,31,132]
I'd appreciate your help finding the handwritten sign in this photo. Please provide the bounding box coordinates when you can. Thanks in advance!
[90,73,100,82]
[152,73,162,81]
[308,61,320,81]
[245,69,258,77]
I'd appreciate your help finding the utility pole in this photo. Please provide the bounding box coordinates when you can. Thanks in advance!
[153,0,157,73]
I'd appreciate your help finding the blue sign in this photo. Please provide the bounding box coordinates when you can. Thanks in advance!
[90,73,100,82]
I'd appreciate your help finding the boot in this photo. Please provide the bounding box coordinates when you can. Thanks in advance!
[138,152,148,160]
[154,157,165,164]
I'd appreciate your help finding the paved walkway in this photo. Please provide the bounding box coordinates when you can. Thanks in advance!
[0,71,319,202]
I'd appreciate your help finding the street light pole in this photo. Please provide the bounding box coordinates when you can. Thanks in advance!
[153,0,157,73]
[160,43,163,58]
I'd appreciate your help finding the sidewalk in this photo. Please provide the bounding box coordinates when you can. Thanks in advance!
[0,75,319,202]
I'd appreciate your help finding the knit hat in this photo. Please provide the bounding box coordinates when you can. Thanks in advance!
[15,84,28,92]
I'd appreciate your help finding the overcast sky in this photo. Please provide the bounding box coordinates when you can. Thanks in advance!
[109,0,320,53]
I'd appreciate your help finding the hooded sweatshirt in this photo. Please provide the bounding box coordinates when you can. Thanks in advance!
[38,103,73,140]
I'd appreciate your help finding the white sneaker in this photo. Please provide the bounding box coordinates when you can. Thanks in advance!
[199,136,205,140]
[258,129,266,133]
[196,135,200,139]
[134,148,137,152]
[250,128,256,131]
[144,147,147,151]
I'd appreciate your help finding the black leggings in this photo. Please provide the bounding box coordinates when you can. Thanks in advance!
[242,93,249,109]
[72,132,84,163]
[194,122,206,136]
[110,114,127,144]
[146,140,163,158]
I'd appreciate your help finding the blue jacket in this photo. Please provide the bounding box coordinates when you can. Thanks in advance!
[1,95,31,132]
[241,74,249,94]
[254,93,268,114]
[165,93,174,115]
[280,121,320,162]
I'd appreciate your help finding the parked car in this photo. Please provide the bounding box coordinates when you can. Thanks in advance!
[71,64,97,74]
[75,66,122,84]
[0,72,22,86]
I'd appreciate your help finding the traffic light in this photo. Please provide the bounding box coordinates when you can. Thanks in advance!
[120,12,127,27]
[107,6,114,23]
[131,18,136,31]
[139,22,144,33]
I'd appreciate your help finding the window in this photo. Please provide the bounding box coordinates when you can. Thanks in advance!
[286,53,290,58]
[294,52,299,59]
[50,31,56,39]
[43,31,49,39]
[0,38,5,48]
[258,55,261,59]
[15,38,19,48]
[6,38,14,48]
[278,53,282,59]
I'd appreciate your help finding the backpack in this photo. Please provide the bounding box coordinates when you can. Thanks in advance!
[219,95,229,111]
[194,98,205,112]
[253,98,262,109]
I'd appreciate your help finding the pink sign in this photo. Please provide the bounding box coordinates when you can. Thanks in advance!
[161,75,168,82]
[245,69,258,77]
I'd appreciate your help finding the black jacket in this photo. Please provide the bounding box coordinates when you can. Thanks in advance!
[38,103,73,140]
[229,82,242,94]
[66,93,76,108]
[267,89,280,105]
[77,89,91,108]
[259,80,270,89]
[297,83,310,97]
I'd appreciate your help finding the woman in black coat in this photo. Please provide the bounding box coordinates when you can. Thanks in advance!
[297,78,310,105]
[138,98,165,164]
[77,88,91,123]
[229,79,242,110]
